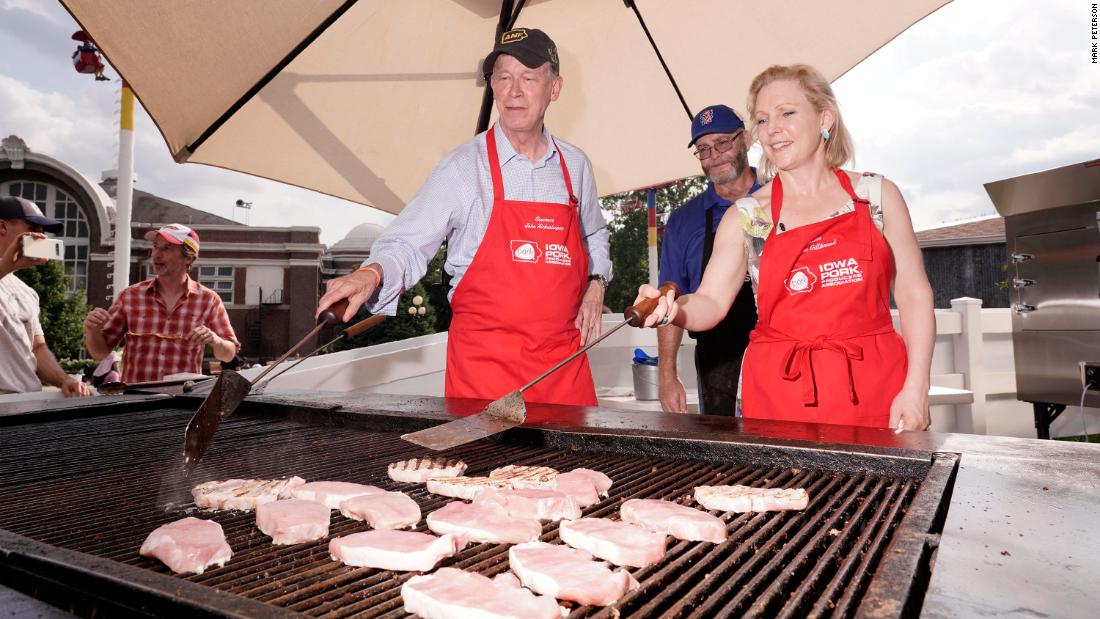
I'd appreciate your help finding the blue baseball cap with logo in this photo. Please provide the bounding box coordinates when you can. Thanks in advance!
[688,104,746,147]
[0,196,63,233]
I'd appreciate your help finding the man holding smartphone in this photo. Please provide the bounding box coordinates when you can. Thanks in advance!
[0,196,91,397]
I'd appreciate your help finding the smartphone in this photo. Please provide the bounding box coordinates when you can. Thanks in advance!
[22,236,64,261]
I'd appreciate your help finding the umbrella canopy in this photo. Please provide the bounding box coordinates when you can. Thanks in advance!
[60,0,948,215]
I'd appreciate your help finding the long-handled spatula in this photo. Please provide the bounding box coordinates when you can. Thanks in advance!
[401,282,680,450]
[183,300,384,473]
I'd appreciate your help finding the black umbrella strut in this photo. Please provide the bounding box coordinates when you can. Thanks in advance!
[474,0,694,135]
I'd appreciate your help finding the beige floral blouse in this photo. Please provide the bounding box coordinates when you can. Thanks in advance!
[735,173,885,295]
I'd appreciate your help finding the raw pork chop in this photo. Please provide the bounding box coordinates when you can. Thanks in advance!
[330,530,462,571]
[474,487,581,522]
[402,567,560,619]
[339,490,421,529]
[426,476,511,500]
[694,485,810,513]
[620,498,727,543]
[552,468,613,507]
[288,481,384,509]
[139,517,231,575]
[426,500,542,545]
[489,465,558,488]
[388,457,467,483]
[509,541,638,606]
[559,518,666,567]
[191,476,305,511]
[256,499,330,545]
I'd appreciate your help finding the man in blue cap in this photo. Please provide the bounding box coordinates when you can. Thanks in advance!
[657,105,760,415]
[0,196,91,396]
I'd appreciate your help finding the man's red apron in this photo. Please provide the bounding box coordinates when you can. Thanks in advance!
[444,127,597,406]
[742,170,906,427]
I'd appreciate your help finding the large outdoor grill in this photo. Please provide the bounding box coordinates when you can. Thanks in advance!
[0,394,956,618]
[985,159,1100,438]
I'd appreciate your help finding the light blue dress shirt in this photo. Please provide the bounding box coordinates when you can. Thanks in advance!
[366,124,611,315]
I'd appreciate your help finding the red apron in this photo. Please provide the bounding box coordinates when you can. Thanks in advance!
[444,127,597,406]
[742,170,906,428]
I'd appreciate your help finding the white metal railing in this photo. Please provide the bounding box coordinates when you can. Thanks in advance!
[243,297,1095,439]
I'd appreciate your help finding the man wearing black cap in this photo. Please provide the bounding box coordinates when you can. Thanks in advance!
[0,196,91,396]
[657,105,760,415]
[319,28,610,406]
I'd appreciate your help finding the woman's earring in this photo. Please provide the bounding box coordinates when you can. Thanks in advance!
[821,127,830,141]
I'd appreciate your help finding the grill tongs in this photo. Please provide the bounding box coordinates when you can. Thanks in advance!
[401,282,680,451]
[183,300,385,473]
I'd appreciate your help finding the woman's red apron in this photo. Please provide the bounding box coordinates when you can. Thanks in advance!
[742,170,906,427]
[444,127,597,406]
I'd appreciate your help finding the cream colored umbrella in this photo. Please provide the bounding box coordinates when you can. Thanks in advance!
[60,0,949,214]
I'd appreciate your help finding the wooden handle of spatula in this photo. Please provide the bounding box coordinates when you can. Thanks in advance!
[624,282,681,326]
[343,314,386,338]
[318,299,350,326]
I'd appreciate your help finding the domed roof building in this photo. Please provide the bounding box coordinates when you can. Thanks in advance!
[323,221,384,277]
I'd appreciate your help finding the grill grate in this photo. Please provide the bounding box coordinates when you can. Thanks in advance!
[0,403,933,618]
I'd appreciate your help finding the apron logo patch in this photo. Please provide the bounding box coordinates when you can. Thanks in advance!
[785,266,817,295]
[510,240,542,263]
[544,243,572,266]
[819,258,863,288]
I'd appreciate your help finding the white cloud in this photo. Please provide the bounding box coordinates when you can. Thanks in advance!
[1007,127,1100,167]
[2,0,62,22]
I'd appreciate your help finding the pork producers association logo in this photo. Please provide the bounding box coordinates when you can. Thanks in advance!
[544,242,572,266]
[819,257,863,288]
[510,240,542,263]
[785,266,817,295]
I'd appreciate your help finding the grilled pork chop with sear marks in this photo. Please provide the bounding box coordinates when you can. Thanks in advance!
[694,485,810,513]
[425,476,512,500]
[388,457,467,483]
[191,476,305,511]
[488,464,559,488]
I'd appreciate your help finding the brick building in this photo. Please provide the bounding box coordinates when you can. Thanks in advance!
[0,135,327,362]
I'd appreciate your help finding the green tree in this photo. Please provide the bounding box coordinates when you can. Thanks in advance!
[14,261,88,359]
[330,246,449,351]
[600,176,707,311]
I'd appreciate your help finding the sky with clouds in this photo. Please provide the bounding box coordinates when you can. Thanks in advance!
[1,0,1097,245]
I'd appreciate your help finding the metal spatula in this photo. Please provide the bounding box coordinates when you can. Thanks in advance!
[183,300,384,472]
[401,282,680,450]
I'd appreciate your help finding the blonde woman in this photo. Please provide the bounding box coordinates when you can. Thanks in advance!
[637,65,934,431]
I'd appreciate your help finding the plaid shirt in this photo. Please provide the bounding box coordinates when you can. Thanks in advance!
[100,277,239,384]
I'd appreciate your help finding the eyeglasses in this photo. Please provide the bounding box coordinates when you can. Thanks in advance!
[693,130,744,160]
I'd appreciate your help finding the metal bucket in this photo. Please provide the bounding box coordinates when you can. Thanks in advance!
[632,363,659,400]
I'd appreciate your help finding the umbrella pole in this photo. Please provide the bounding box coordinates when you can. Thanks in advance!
[476,0,527,133]
[623,0,694,121]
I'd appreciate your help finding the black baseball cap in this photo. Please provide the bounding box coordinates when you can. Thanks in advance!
[0,196,62,233]
[482,28,559,77]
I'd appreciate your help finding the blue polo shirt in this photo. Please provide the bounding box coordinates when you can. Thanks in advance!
[659,171,761,295]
